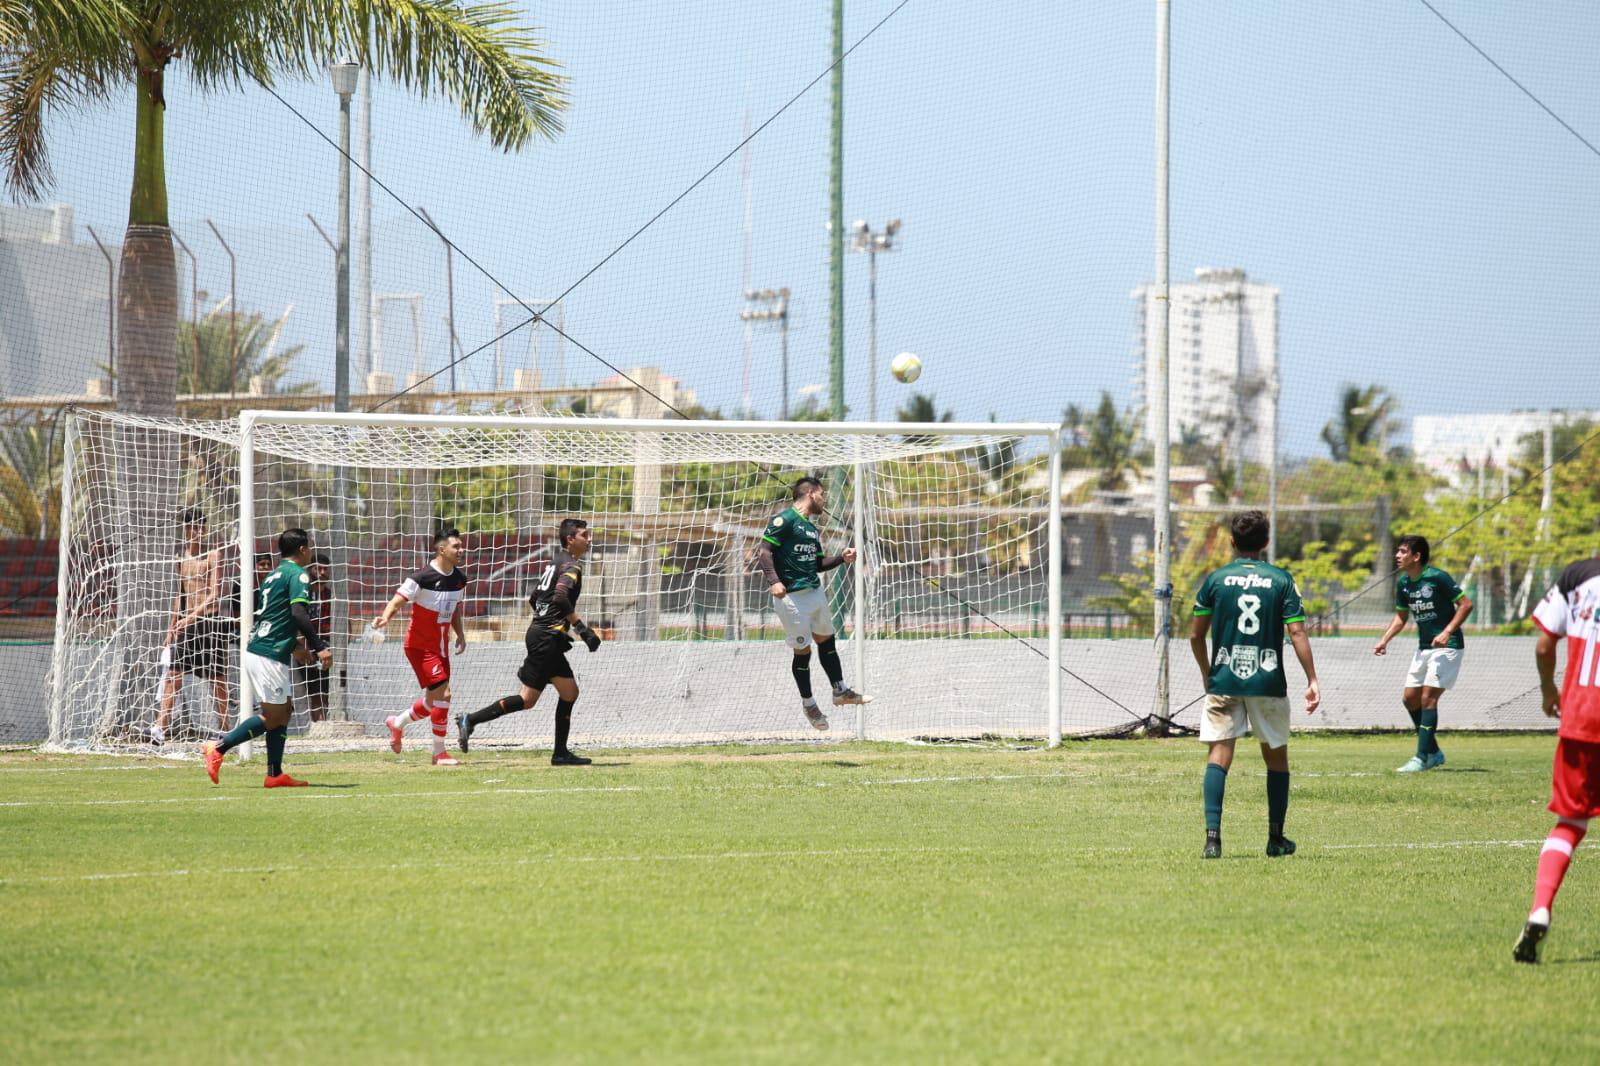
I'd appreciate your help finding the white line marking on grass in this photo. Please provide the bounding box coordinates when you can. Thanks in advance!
[1323,839,1543,851]
[0,845,977,887]
[0,772,1075,809]
[0,763,185,774]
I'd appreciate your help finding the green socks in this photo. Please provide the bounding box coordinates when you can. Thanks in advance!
[1404,703,1422,730]
[216,715,265,754]
[1267,770,1290,832]
[1417,708,1439,757]
[1204,764,1228,832]
[265,727,287,777]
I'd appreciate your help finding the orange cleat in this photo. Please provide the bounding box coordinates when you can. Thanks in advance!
[263,773,309,788]
[432,751,459,766]
[203,742,223,784]
[385,715,404,754]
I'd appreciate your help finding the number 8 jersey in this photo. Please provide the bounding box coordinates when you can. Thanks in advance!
[1193,558,1306,698]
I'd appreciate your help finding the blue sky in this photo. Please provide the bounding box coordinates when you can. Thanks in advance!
[31,0,1600,458]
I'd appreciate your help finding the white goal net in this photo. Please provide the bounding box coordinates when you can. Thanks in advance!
[48,409,1067,752]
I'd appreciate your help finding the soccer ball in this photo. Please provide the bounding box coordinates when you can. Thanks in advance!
[890,351,922,384]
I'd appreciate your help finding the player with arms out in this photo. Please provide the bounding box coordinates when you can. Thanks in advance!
[1189,510,1321,859]
[203,528,332,787]
[457,518,601,766]
[1513,556,1600,963]
[370,528,468,767]
[1373,535,1474,773]
[758,476,869,732]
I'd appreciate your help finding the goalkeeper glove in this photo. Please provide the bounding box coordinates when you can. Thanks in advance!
[572,619,601,652]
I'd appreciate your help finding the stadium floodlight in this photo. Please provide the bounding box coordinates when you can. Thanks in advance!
[848,218,903,422]
[741,287,791,418]
[48,410,1066,751]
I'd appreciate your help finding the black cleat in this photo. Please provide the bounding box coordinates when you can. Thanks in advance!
[1513,920,1548,964]
[456,712,473,753]
[551,750,592,766]
[1265,836,1297,858]
[1202,832,1222,860]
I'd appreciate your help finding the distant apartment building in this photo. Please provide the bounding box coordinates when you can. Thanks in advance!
[1412,410,1598,486]
[1133,267,1279,466]
[0,204,117,398]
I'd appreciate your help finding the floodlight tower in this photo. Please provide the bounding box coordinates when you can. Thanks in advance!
[848,217,901,422]
[742,288,792,418]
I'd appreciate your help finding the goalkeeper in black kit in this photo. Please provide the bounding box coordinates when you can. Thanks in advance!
[457,518,601,765]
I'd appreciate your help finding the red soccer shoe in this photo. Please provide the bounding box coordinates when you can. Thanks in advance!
[263,773,309,788]
[203,742,223,784]
[432,751,459,766]
[385,715,405,754]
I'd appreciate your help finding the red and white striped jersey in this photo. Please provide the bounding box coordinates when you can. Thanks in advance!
[396,563,468,652]
[1532,558,1600,743]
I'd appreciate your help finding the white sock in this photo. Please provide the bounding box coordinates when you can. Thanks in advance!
[833,680,848,692]
[803,696,818,708]
[148,724,165,743]
[432,735,447,756]
[1530,906,1551,926]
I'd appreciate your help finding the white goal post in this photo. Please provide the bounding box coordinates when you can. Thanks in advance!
[49,408,1065,752]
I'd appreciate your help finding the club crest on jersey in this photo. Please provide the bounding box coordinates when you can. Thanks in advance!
[1228,645,1260,680]
[1260,649,1280,674]
[773,516,784,526]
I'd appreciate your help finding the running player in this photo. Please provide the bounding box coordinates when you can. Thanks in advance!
[1189,510,1321,859]
[152,509,230,743]
[1373,535,1474,773]
[457,518,600,766]
[203,528,332,787]
[1513,556,1600,963]
[758,476,869,732]
[370,528,468,766]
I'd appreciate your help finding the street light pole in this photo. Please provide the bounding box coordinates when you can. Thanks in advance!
[329,61,359,723]
[170,231,201,393]
[332,62,358,414]
[417,207,457,393]
[204,220,236,395]
[1151,0,1173,730]
[848,218,900,421]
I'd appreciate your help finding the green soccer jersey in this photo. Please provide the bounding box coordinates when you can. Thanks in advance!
[248,559,313,663]
[1396,566,1466,650]
[1193,557,1306,698]
[761,506,824,592]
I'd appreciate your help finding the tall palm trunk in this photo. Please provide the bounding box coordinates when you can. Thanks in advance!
[112,64,182,741]
[118,67,177,417]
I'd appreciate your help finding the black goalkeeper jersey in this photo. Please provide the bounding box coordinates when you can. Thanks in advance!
[529,550,586,640]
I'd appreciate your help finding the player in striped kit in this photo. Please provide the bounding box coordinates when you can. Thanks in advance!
[1514,557,1600,963]
[370,528,469,766]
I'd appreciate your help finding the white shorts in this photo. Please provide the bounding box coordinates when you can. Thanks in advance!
[1405,647,1463,691]
[774,586,836,650]
[243,651,294,706]
[1200,694,1292,750]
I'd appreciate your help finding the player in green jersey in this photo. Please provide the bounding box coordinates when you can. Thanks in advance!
[1189,510,1321,859]
[757,476,869,731]
[203,528,332,787]
[1373,534,1474,773]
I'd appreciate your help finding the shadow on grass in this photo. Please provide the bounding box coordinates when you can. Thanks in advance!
[1548,954,1600,966]
[829,761,864,768]
[303,782,360,789]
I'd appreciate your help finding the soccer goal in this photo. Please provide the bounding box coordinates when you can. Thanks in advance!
[48,408,1066,752]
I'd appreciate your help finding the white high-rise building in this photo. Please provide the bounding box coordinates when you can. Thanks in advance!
[1133,267,1279,466]
[1412,410,1598,487]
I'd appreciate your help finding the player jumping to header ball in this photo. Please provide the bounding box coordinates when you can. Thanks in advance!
[758,476,870,732]
[1373,535,1474,773]
[1189,510,1321,859]
[371,528,469,767]
[458,518,601,766]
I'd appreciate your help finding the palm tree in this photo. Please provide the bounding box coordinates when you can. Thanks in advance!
[3,1,567,418]
[176,303,313,396]
[896,392,952,445]
[1322,384,1399,462]
[0,421,62,537]
[1086,391,1144,492]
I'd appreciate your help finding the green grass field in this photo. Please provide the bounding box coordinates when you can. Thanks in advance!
[2,734,1595,1064]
